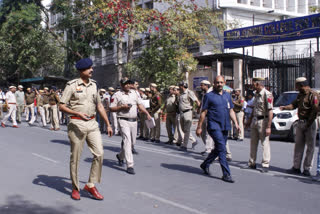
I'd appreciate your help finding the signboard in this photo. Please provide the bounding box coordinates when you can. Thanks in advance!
[224,13,320,49]
[193,76,208,91]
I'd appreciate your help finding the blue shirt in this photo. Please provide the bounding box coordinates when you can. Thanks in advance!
[202,90,234,131]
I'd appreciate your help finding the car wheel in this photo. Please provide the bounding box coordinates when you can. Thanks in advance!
[288,121,298,142]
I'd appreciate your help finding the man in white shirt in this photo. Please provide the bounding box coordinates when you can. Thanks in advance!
[1,86,18,128]
[0,88,6,119]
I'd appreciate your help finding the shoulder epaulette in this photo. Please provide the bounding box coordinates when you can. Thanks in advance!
[67,79,77,85]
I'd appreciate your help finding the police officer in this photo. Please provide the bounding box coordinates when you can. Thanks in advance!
[36,90,47,127]
[149,83,162,143]
[232,88,245,141]
[244,77,273,173]
[280,77,319,176]
[43,87,50,123]
[48,87,60,131]
[15,85,25,124]
[138,88,147,139]
[109,87,119,135]
[178,82,200,151]
[59,58,113,201]
[25,87,36,124]
[110,79,151,175]
[1,86,18,128]
[196,76,240,183]
[143,88,152,141]
[161,85,178,144]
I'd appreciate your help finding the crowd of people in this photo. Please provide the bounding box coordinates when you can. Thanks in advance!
[1,58,320,200]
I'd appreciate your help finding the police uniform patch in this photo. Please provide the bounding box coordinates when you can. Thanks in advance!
[314,95,318,104]
[76,86,83,93]
[267,96,273,104]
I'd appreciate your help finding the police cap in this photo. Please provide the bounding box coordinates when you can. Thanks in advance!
[150,83,157,88]
[252,77,265,81]
[9,86,16,89]
[18,85,23,89]
[120,78,130,85]
[140,88,146,92]
[200,80,211,85]
[75,58,93,70]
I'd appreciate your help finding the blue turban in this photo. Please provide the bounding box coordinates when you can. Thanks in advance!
[75,58,93,70]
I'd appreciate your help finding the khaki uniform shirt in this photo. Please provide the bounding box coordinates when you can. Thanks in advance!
[178,89,198,112]
[110,89,142,119]
[60,78,101,117]
[286,88,319,127]
[37,94,44,107]
[49,92,60,105]
[150,92,162,114]
[43,93,50,105]
[233,95,245,113]
[253,88,273,117]
[15,91,25,105]
[25,92,36,105]
[164,94,177,114]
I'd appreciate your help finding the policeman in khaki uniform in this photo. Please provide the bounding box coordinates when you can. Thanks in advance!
[161,85,178,144]
[178,82,200,151]
[43,87,50,123]
[143,87,152,140]
[48,87,60,131]
[25,88,36,124]
[280,77,319,176]
[232,88,245,141]
[36,90,47,127]
[59,58,113,201]
[138,88,147,139]
[15,85,25,123]
[110,79,151,175]
[1,86,18,128]
[149,83,162,143]
[244,77,273,173]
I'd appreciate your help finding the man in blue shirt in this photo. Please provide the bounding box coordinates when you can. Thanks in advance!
[196,76,240,183]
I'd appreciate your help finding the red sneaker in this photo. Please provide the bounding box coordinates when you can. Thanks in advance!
[71,189,80,200]
[12,125,19,128]
[83,185,104,200]
[1,123,5,128]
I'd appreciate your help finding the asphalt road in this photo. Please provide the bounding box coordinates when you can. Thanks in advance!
[0,119,319,214]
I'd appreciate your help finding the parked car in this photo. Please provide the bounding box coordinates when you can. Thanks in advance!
[271,89,320,141]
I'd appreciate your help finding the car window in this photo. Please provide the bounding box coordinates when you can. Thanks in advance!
[274,93,298,107]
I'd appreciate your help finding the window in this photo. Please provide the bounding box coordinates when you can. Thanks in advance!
[145,2,153,9]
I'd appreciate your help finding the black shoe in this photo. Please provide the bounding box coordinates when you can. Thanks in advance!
[137,136,144,140]
[165,140,173,145]
[127,167,135,175]
[226,157,233,162]
[222,175,235,183]
[176,143,181,147]
[180,146,187,151]
[155,140,160,143]
[191,141,198,150]
[116,154,124,167]
[200,163,211,176]
[237,139,243,142]
[241,164,256,170]
[132,148,139,155]
[286,167,301,175]
[150,139,155,142]
[302,170,311,177]
[17,121,21,124]
[261,167,269,173]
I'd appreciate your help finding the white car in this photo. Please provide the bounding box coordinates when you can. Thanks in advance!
[271,89,320,141]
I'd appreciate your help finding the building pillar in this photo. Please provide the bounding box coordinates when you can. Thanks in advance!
[216,60,223,76]
[233,58,243,91]
[314,52,320,88]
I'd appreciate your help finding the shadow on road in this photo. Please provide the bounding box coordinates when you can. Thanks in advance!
[160,163,222,181]
[0,195,77,214]
[103,145,121,153]
[84,158,126,173]
[50,139,69,146]
[32,175,73,196]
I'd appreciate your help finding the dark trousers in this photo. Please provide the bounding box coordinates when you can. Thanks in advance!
[203,129,231,176]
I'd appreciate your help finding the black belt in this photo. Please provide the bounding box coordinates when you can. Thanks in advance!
[256,116,268,120]
[182,109,192,113]
[118,117,137,122]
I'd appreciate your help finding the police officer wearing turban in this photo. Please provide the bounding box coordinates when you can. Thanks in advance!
[59,58,113,200]
[280,77,319,176]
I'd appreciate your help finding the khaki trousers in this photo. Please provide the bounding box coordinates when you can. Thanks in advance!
[16,104,24,122]
[111,112,119,134]
[150,112,161,140]
[181,111,197,148]
[38,106,47,126]
[166,113,176,142]
[294,120,317,171]
[249,118,270,168]
[50,104,60,129]
[68,119,103,191]
[1,104,17,126]
[236,111,244,140]
[201,119,214,152]
[26,103,35,123]
[43,104,50,123]
[139,112,146,137]
[118,119,137,168]
[174,114,196,144]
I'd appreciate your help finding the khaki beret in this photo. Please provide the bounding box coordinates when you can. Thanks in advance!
[140,88,146,92]
[234,88,241,91]
[145,88,151,92]
[27,88,31,90]
[169,85,175,89]
[39,90,44,93]
[108,87,115,91]
[44,87,49,90]
[150,83,157,88]
[100,89,106,92]
[200,80,211,85]
[18,85,23,89]
[174,86,179,90]
[252,77,265,81]
[295,77,307,83]
[9,86,16,89]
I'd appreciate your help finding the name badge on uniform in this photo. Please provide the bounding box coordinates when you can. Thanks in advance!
[227,101,230,109]
[76,86,83,93]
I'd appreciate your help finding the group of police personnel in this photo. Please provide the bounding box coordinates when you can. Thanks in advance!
[1,57,320,200]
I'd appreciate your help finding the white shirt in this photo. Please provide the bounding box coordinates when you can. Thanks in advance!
[6,91,17,103]
[245,97,255,114]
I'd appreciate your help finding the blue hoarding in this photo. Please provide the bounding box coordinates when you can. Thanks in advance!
[224,13,320,49]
